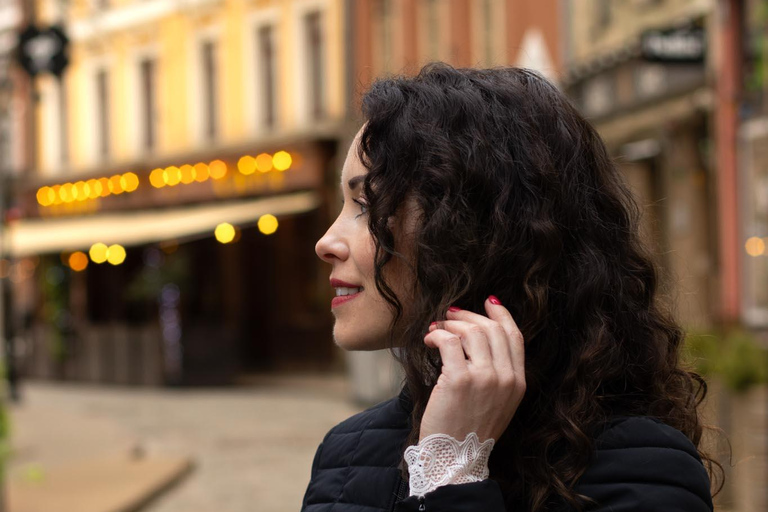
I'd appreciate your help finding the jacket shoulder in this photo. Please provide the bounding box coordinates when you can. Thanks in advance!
[326,389,413,436]
[576,416,714,511]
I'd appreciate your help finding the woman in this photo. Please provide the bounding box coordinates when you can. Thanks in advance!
[303,63,720,512]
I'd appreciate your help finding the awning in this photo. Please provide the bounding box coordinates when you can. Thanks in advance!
[5,190,320,258]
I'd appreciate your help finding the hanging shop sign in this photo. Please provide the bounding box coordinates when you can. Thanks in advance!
[641,27,705,63]
[16,24,69,78]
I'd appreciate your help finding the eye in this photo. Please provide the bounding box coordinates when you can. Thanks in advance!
[353,199,368,219]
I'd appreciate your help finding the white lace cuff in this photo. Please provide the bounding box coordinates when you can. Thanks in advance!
[404,432,495,497]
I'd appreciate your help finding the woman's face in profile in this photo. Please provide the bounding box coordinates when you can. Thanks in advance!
[315,129,419,351]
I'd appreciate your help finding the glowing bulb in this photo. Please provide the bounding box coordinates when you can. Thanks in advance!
[257,214,278,235]
[745,236,766,257]
[60,183,74,203]
[238,155,257,175]
[109,175,124,194]
[272,151,292,171]
[164,166,181,186]
[180,164,195,184]
[255,153,273,173]
[194,163,210,182]
[74,181,88,201]
[150,169,165,188]
[209,160,227,179]
[107,244,126,265]
[99,177,111,197]
[215,223,236,244]
[89,243,109,263]
[37,187,55,206]
[68,251,89,271]
[86,179,101,199]
[123,172,139,192]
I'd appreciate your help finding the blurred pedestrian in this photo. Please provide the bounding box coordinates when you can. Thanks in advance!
[305,62,719,512]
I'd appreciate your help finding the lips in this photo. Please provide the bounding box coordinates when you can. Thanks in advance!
[330,278,363,288]
[331,289,363,308]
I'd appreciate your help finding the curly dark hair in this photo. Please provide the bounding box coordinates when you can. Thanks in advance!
[355,62,723,511]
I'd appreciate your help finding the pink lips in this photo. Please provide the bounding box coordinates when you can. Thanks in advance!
[331,289,363,308]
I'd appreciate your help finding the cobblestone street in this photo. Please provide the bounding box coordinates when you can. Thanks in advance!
[9,374,367,512]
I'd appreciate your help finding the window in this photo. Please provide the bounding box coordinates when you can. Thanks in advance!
[375,0,392,73]
[258,25,276,128]
[427,0,440,59]
[593,0,612,36]
[96,68,110,159]
[482,0,493,64]
[201,40,218,141]
[140,58,157,151]
[304,10,324,121]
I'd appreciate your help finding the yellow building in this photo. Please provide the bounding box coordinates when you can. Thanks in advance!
[13,0,349,385]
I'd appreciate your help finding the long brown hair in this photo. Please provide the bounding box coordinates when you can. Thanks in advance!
[356,62,723,511]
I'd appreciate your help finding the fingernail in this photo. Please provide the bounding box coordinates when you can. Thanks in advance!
[488,295,502,305]
[448,306,461,312]
[430,321,438,329]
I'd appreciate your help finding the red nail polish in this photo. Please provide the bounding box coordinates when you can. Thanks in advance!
[430,322,438,328]
[448,306,461,312]
[488,295,502,305]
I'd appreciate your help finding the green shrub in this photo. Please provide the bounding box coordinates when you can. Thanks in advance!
[683,328,768,393]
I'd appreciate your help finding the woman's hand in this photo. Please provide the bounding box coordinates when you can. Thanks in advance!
[420,296,526,444]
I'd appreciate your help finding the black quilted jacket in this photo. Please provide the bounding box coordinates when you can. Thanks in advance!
[300,387,714,512]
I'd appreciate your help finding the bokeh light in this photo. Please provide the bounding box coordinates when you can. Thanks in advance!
[109,175,124,194]
[68,251,89,271]
[194,163,210,182]
[238,155,257,175]
[98,177,111,197]
[123,172,140,192]
[89,243,109,263]
[107,244,127,265]
[164,166,181,186]
[257,214,278,235]
[272,151,292,171]
[86,179,102,198]
[150,168,165,188]
[255,153,273,173]
[180,165,196,184]
[215,223,236,244]
[74,181,88,201]
[37,187,55,206]
[745,236,766,257]
[209,160,228,179]
[60,183,73,203]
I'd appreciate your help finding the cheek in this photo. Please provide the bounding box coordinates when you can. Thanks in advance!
[359,233,376,276]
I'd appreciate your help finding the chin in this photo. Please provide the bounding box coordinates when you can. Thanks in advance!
[332,325,389,351]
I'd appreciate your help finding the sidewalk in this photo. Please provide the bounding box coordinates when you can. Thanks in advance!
[7,386,194,512]
[5,375,362,512]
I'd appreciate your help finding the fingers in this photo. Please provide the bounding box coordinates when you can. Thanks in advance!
[428,298,526,386]
[483,297,525,380]
[424,329,469,372]
[426,321,493,367]
[428,319,502,370]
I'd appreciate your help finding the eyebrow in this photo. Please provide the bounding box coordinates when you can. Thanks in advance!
[343,175,365,191]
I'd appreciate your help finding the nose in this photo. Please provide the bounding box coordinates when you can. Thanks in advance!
[315,221,348,264]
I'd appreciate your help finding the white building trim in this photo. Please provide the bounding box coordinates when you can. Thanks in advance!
[244,7,281,137]
[127,44,162,158]
[188,24,222,145]
[292,0,330,128]
[71,0,223,41]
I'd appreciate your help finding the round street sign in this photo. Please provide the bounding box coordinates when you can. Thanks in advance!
[16,24,70,78]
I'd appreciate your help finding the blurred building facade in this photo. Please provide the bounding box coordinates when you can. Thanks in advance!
[562,2,767,510]
[562,0,716,330]
[12,0,351,385]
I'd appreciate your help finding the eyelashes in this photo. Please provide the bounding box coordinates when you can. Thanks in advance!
[353,199,368,218]
[340,198,368,218]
